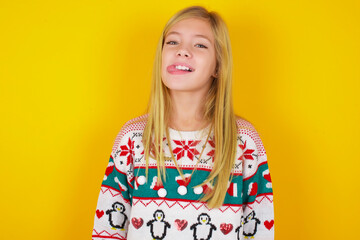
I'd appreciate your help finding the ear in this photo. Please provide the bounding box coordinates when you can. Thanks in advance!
[212,65,219,78]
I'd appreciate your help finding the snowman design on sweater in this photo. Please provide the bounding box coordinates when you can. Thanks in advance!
[92,114,274,240]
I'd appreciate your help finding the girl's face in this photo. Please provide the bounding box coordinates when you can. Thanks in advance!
[161,17,217,93]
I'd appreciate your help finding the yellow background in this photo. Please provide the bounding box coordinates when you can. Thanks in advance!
[1,0,359,239]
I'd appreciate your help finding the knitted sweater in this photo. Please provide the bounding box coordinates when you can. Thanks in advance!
[92,114,274,240]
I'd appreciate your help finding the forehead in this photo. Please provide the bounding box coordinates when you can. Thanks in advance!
[166,18,214,43]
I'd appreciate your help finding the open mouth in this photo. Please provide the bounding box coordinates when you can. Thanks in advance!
[167,63,195,74]
[174,65,193,72]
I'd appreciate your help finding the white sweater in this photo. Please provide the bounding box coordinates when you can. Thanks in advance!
[92,114,274,240]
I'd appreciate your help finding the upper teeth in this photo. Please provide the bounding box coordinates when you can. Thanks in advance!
[175,65,191,71]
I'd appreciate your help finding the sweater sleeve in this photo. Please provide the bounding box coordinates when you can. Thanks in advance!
[92,127,134,240]
[240,125,274,240]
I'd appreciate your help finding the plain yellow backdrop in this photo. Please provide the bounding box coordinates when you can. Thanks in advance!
[1,0,359,239]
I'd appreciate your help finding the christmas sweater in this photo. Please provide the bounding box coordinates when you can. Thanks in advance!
[92,114,274,240]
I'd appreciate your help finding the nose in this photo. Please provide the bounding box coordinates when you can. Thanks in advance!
[176,46,191,58]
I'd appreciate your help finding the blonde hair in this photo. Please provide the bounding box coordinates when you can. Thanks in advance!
[142,5,238,208]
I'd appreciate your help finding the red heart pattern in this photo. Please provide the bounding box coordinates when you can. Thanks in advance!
[174,219,188,231]
[96,209,104,219]
[264,220,274,230]
[131,217,144,229]
[220,223,233,235]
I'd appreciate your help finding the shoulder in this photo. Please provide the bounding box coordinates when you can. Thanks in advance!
[235,115,266,157]
[111,113,148,152]
[121,114,148,133]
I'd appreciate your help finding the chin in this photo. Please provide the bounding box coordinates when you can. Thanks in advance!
[162,79,187,90]
[163,83,191,91]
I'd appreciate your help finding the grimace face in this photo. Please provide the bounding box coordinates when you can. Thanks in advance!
[161,17,217,94]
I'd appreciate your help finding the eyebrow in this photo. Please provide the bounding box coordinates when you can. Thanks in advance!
[166,31,213,44]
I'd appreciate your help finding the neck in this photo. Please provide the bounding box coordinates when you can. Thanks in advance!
[168,90,210,131]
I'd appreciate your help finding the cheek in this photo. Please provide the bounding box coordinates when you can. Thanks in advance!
[162,47,172,60]
[209,52,217,71]
[199,52,216,73]
[161,51,170,72]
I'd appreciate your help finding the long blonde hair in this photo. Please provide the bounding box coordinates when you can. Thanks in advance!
[142,5,238,208]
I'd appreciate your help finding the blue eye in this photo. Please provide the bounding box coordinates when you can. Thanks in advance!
[166,41,177,45]
[165,41,207,49]
[196,44,207,49]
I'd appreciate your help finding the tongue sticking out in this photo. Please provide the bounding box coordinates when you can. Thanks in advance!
[167,65,194,73]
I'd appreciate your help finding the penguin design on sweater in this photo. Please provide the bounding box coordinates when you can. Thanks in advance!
[243,211,260,239]
[147,209,171,240]
[190,213,217,240]
[235,216,245,240]
[105,202,127,230]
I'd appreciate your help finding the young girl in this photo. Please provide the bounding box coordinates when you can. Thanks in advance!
[92,6,274,240]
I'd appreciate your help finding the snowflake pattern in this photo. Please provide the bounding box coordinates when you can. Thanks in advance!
[206,139,215,162]
[172,140,201,161]
[119,137,135,166]
[238,140,255,161]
